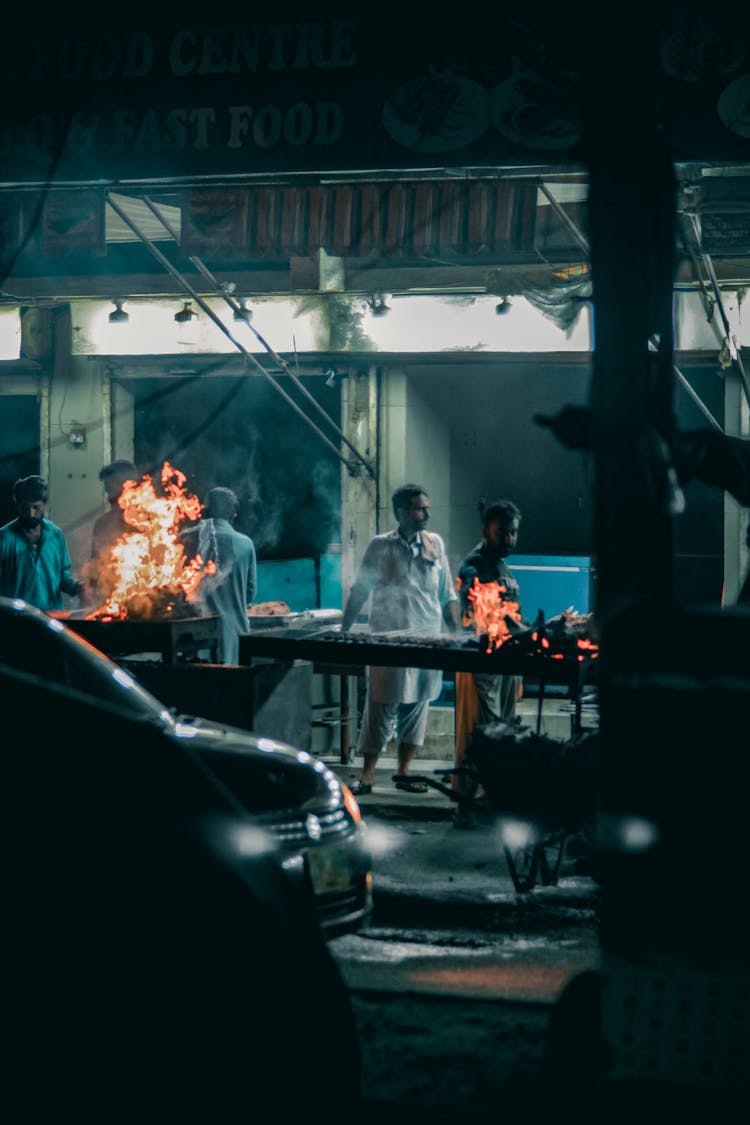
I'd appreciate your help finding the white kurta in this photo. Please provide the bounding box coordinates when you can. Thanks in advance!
[355,529,458,704]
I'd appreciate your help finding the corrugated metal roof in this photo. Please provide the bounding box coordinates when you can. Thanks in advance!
[105,193,181,243]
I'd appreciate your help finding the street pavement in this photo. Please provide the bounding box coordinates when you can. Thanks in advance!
[322,753,601,932]
[323,754,746,1122]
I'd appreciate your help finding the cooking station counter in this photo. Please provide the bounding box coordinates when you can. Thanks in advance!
[238,627,596,762]
[62,613,222,664]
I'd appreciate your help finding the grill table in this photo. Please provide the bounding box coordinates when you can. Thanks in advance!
[64,614,221,664]
[238,627,595,762]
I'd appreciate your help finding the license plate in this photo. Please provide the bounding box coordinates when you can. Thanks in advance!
[308,847,353,894]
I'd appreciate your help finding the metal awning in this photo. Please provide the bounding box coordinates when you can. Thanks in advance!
[105,190,374,479]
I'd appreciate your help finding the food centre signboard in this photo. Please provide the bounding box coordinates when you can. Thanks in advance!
[1,13,750,184]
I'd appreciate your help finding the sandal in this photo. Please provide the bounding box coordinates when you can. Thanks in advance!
[393,777,429,794]
[349,779,373,796]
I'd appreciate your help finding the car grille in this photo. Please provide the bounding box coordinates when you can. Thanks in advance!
[263,807,351,845]
[315,882,369,921]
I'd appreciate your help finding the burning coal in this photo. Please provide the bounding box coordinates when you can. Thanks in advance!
[458,577,598,660]
[85,461,216,621]
[459,577,523,652]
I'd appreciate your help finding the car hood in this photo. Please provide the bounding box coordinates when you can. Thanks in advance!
[168,716,342,815]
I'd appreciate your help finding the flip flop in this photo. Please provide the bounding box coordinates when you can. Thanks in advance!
[349,779,373,796]
[393,778,429,794]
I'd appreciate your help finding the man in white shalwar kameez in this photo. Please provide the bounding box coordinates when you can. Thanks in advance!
[341,484,459,794]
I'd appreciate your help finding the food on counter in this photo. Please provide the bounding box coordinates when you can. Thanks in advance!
[248,600,291,617]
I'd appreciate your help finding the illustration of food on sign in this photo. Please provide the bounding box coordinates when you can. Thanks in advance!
[382,66,489,152]
[659,15,744,82]
[717,74,750,139]
[491,67,581,150]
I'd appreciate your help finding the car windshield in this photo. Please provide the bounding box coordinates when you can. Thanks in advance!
[0,602,174,726]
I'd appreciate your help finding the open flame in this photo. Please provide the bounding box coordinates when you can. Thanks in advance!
[86,461,216,620]
[458,577,599,660]
[459,577,523,653]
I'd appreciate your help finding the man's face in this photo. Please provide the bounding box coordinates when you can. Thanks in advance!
[105,473,135,504]
[399,493,430,537]
[17,498,46,528]
[484,515,519,557]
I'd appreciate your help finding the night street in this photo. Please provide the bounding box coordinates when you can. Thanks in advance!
[4,6,750,1120]
[326,797,600,1113]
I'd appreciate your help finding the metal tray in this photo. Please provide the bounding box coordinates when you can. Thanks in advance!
[247,608,342,630]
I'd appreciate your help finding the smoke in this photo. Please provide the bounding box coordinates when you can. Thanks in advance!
[132,374,342,561]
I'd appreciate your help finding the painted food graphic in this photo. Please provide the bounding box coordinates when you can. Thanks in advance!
[382,70,489,152]
[660,19,744,82]
[492,70,581,150]
[717,73,750,139]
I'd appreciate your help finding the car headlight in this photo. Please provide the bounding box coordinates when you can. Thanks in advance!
[341,783,362,825]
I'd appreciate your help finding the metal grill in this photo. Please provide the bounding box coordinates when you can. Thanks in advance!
[238,627,594,683]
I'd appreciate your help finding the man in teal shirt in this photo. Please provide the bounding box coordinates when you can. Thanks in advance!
[0,475,83,611]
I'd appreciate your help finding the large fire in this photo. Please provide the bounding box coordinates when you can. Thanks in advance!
[85,461,216,620]
[459,576,598,660]
[459,577,523,653]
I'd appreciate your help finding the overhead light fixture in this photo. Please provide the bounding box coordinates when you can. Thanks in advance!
[366,293,391,317]
[108,298,129,324]
[233,297,253,322]
[174,301,196,324]
[495,297,512,315]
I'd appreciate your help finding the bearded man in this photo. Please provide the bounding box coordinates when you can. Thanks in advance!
[0,475,83,611]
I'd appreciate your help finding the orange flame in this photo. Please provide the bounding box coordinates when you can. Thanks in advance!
[460,577,522,654]
[87,460,216,620]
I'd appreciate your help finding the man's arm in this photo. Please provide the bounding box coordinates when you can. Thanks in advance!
[245,540,257,605]
[340,585,369,632]
[58,532,83,599]
[436,536,460,632]
[340,539,379,631]
[535,405,593,451]
[536,406,750,509]
[456,561,479,622]
[672,429,750,507]
[442,598,461,631]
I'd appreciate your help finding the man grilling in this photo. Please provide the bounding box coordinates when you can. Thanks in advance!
[87,459,139,606]
[452,499,524,823]
[179,487,257,665]
[341,483,460,795]
[91,460,139,561]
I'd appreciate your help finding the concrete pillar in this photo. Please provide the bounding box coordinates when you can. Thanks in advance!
[45,307,130,576]
[340,367,377,603]
[377,366,451,548]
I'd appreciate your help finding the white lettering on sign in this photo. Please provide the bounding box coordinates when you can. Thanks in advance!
[227,103,343,148]
[68,113,99,155]
[0,114,55,163]
[113,108,217,152]
[0,100,344,163]
[20,23,356,83]
[168,21,356,76]
[52,32,155,80]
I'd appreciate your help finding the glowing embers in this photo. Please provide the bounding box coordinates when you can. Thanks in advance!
[87,460,216,621]
[459,576,599,660]
[462,577,522,653]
